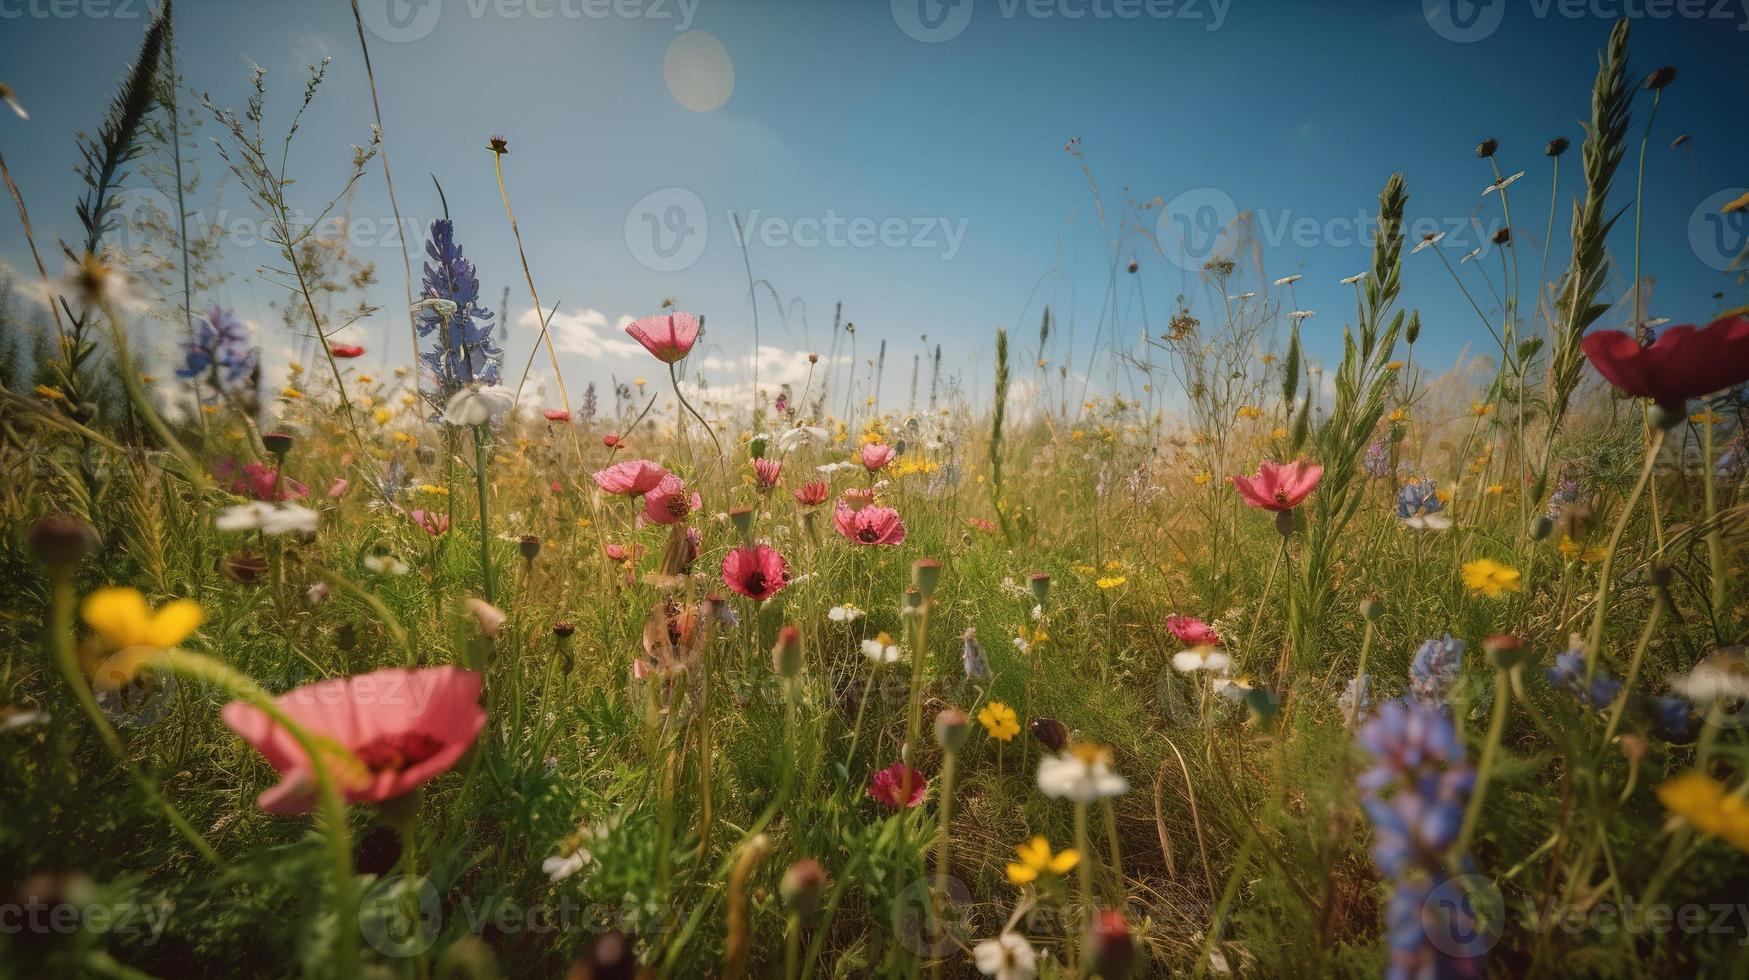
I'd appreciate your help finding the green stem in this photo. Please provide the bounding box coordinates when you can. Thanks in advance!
[472,424,495,603]
[1584,427,1663,682]
[1455,667,1510,858]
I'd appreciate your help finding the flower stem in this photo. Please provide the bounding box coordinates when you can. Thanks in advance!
[1455,666,1510,858]
[1584,426,1663,682]
[472,423,495,603]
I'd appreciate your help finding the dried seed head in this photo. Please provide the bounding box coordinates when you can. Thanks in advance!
[1476,138,1498,158]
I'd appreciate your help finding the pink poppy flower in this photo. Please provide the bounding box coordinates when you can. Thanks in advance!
[1165,614,1221,648]
[605,543,631,563]
[219,459,309,501]
[793,480,830,508]
[625,311,701,364]
[721,544,791,601]
[327,478,349,499]
[593,459,670,496]
[860,442,897,472]
[643,474,701,525]
[1231,459,1323,512]
[867,762,927,810]
[543,408,571,422]
[752,458,783,491]
[603,433,621,448]
[834,503,906,546]
[220,666,486,814]
[411,509,450,536]
[329,344,365,359]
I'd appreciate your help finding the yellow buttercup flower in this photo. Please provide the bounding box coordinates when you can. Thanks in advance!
[1236,405,1263,420]
[1385,361,1404,370]
[1005,836,1080,885]
[1388,408,1408,423]
[1461,559,1522,597]
[1484,484,1504,496]
[1470,402,1494,417]
[1657,772,1749,853]
[80,587,203,688]
[1096,576,1127,590]
[978,701,1020,742]
[1557,536,1605,563]
[1193,472,1213,487]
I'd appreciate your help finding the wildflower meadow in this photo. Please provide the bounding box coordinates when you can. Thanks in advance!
[1,4,1748,978]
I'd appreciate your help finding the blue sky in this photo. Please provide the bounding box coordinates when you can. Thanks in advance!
[1,0,1745,416]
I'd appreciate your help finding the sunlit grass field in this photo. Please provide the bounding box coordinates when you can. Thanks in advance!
[2,8,1748,979]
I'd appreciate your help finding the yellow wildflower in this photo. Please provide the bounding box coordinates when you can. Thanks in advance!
[80,587,203,688]
[1461,559,1521,597]
[977,701,1020,742]
[1096,576,1127,590]
[1657,772,1749,852]
[1005,836,1080,885]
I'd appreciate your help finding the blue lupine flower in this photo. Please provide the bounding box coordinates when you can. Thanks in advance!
[177,304,256,387]
[1409,635,1465,709]
[1356,699,1485,980]
[1397,478,1452,530]
[1546,647,1696,741]
[1364,439,1392,479]
[415,219,499,399]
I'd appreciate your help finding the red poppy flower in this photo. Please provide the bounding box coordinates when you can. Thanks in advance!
[642,474,700,525]
[593,459,669,496]
[1231,459,1323,512]
[1580,315,1749,410]
[221,666,485,814]
[793,479,830,507]
[329,344,366,358]
[867,762,926,810]
[625,311,701,364]
[834,503,906,546]
[721,544,790,601]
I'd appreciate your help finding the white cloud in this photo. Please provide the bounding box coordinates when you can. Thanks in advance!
[518,307,645,360]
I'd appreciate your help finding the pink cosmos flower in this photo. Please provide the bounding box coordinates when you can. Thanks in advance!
[643,474,701,525]
[327,478,349,499]
[834,503,906,546]
[221,666,486,814]
[411,509,450,536]
[867,762,927,810]
[1231,459,1324,512]
[860,442,897,472]
[625,311,701,364]
[793,480,830,508]
[752,457,783,491]
[1165,614,1221,648]
[721,544,791,601]
[593,459,670,496]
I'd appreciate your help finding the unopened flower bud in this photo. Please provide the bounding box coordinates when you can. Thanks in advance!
[1089,909,1136,980]
[519,534,542,561]
[1531,515,1555,541]
[28,514,98,568]
[771,625,803,678]
[1483,634,1528,669]
[1028,572,1051,604]
[1476,138,1498,158]
[780,858,828,920]
[934,708,971,753]
[1546,136,1570,156]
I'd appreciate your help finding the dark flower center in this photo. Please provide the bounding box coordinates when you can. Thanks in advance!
[354,732,445,773]
[1274,488,1290,506]
[745,571,768,595]
[858,527,879,543]
[665,495,688,517]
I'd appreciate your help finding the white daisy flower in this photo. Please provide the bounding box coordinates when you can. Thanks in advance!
[1411,232,1446,254]
[1460,248,1482,264]
[972,932,1037,980]
[216,502,319,536]
[1339,272,1368,285]
[1483,171,1525,195]
[363,553,410,576]
[1037,745,1129,801]
[1172,648,1231,674]
[542,847,591,883]
[1272,274,1302,286]
[828,604,865,623]
[1211,675,1255,701]
[861,633,902,664]
[1404,513,1454,531]
[1287,310,1316,321]
[777,426,829,455]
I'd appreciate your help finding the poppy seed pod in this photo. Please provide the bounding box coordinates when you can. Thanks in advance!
[771,626,803,678]
[780,858,828,920]
[1476,138,1498,158]
[262,431,294,457]
[1360,597,1384,622]
[1492,227,1512,246]
[912,559,942,598]
[519,534,542,561]
[1546,136,1570,156]
[1483,634,1529,669]
[935,708,971,753]
[1645,66,1676,90]
[28,514,99,568]
[1531,515,1555,541]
